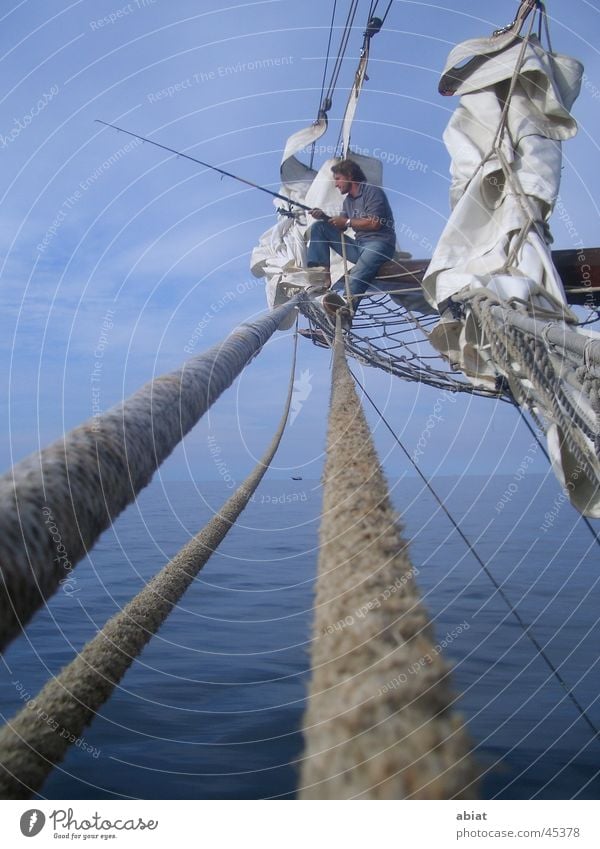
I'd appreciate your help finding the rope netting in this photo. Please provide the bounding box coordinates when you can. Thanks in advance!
[298,285,600,515]
[299,292,505,398]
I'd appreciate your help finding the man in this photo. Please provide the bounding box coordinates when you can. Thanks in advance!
[306,159,397,321]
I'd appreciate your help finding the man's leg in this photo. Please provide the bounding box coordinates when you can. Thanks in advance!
[348,240,396,311]
[306,221,361,268]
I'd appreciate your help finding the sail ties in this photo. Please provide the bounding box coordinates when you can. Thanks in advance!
[577,366,600,458]
[466,292,600,516]
[299,320,474,799]
[0,327,300,799]
[0,298,300,653]
[424,9,597,514]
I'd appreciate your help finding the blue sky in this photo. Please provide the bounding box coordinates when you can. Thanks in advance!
[1,0,599,484]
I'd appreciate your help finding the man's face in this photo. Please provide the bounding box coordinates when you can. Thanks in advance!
[334,172,351,194]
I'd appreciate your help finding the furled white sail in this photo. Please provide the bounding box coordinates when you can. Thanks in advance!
[425,33,582,313]
[425,30,600,516]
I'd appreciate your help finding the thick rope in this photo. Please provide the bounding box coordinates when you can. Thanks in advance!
[0,329,299,799]
[299,323,474,799]
[514,403,600,549]
[576,367,600,456]
[340,231,354,318]
[353,370,600,739]
[0,298,299,652]
[469,294,599,484]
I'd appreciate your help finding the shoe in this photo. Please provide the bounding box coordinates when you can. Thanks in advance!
[428,309,462,360]
[322,292,352,329]
[322,291,346,313]
[298,328,331,347]
[281,264,331,293]
[306,282,330,296]
[306,266,331,292]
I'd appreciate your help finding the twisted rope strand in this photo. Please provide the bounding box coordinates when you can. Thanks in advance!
[0,329,299,799]
[0,298,299,651]
[299,323,474,799]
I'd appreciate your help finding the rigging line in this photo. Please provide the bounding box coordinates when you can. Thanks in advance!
[511,400,600,549]
[324,0,361,104]
[311,0,339,170]
[379,0,394,26]
[327,0,359,90]
[334,0,389,156]
[369,0,393,26]
[350,369,600,743]
[317,0,338,111]
[323,1,353,103]
[329,2,361,107]
[333,41,367,156]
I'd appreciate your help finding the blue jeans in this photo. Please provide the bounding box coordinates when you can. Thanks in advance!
[306,220,396,302]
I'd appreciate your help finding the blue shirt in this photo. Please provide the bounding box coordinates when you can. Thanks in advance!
[342,183,396,246]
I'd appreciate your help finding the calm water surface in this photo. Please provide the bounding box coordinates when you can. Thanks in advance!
[1,474,598,799]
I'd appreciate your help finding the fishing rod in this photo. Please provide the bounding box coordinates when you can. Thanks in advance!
[95,119,315,215]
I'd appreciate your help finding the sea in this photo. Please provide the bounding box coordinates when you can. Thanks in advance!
[1,473,599,800]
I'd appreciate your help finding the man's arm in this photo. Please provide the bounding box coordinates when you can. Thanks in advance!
[310,207,380,231]
[345,215,382,232]
[347,186,392,232]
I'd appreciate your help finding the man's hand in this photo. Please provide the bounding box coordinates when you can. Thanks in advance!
[329,215,350,230]
[310,209,350,230]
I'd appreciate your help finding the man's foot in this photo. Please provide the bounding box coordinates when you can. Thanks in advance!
[298,328,331,347]
[306,266,331,293]
[281,264,331,294]
[306,284,329,296]
[322,292,352,329]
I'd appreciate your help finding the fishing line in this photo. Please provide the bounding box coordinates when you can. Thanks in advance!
[95,119,315,214]
[350,369,600,743]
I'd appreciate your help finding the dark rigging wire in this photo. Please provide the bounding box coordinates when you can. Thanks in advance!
[379,0,394,26]
[322,0,361,108]
[317,0,338,113]
[350,369,600,744]
[333,0,392,156]
[369,0,394,26]
[333,2,374,157]
[311,0,339,170]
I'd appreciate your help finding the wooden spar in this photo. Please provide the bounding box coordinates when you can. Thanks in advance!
[370,248,600,308]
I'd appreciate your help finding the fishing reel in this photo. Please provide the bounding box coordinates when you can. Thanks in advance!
[277,205,304,221]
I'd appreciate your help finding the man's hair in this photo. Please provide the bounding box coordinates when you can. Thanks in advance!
[331,159,367,183]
